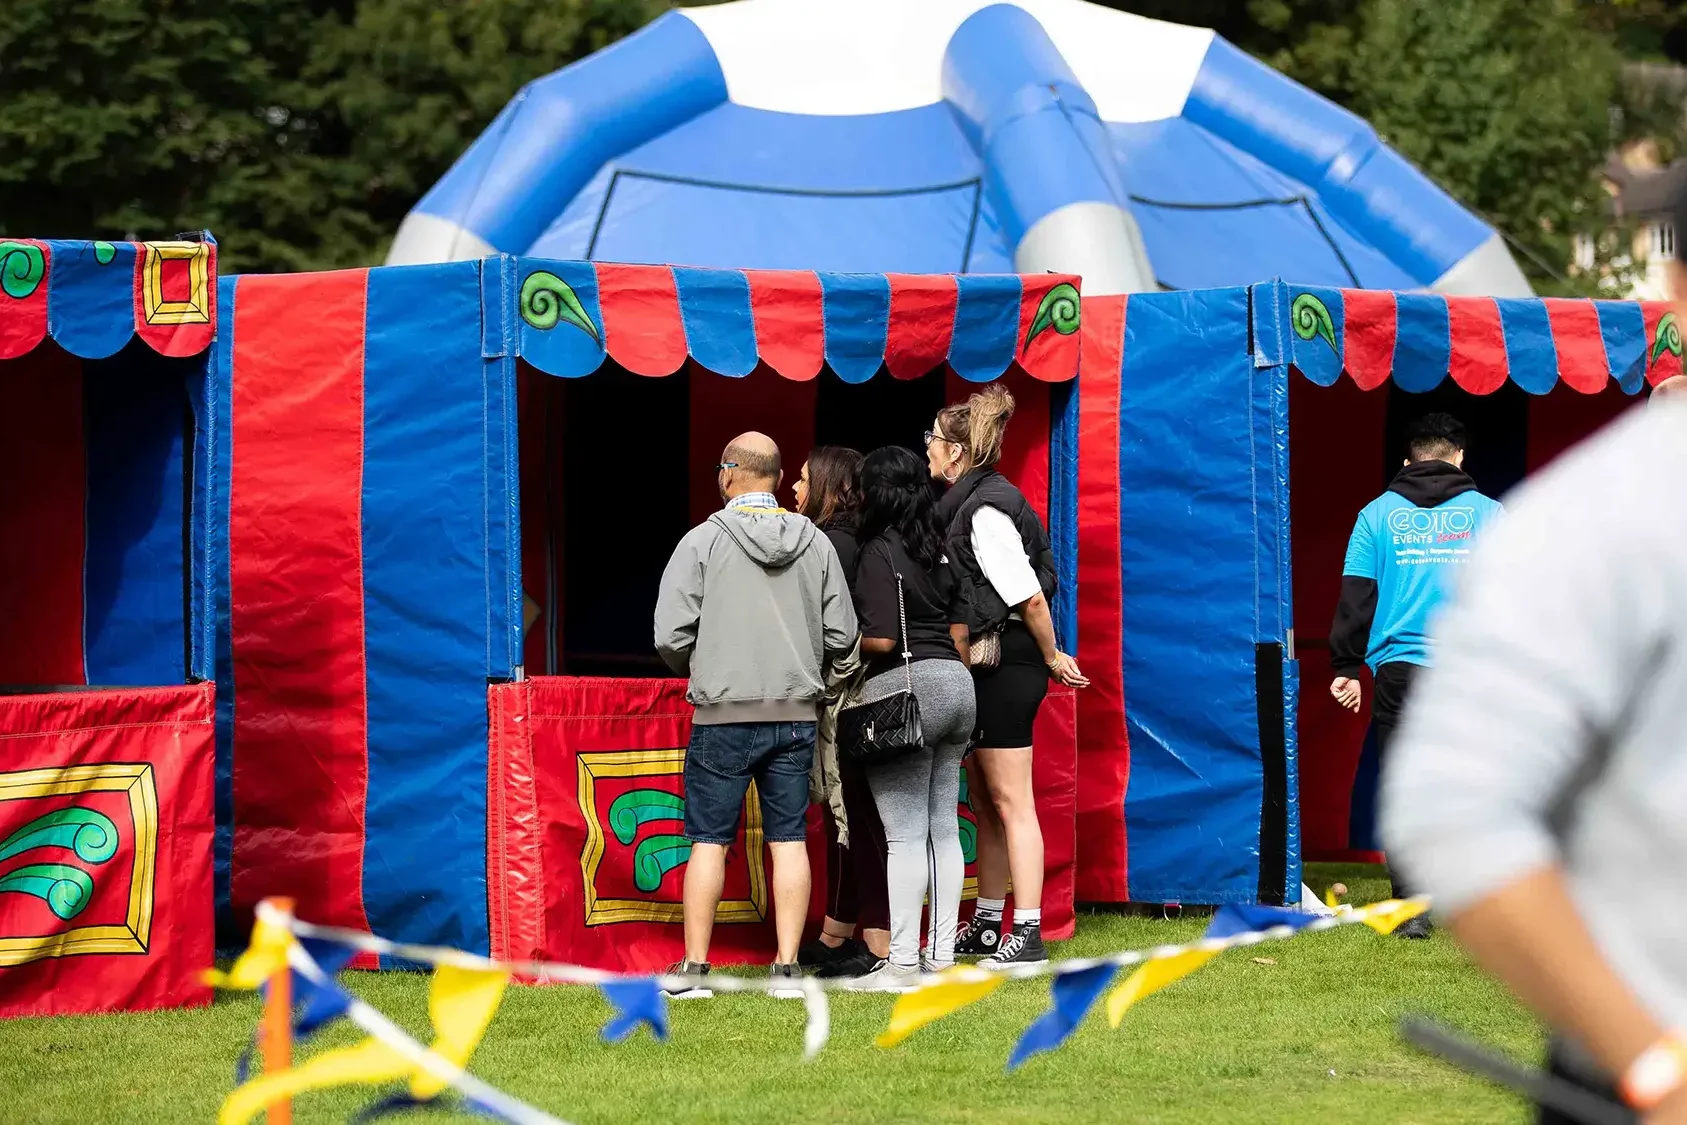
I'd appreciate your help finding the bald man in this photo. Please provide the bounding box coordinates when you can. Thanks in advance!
[655,432,858,997]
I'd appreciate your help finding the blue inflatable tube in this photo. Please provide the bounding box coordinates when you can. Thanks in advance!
[388,12,727,263]
[1185,39,1530,295]
[942,4,1154,293]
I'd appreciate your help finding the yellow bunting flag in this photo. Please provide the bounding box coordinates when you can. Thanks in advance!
[219,1038,410,1125]
[411,964,511,1098]
[1105,949,1219,1028]
[203,915,293,990]
[876,968,1005,1048]
[1360,899,1430,936]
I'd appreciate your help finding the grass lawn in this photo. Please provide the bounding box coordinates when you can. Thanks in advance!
[0,865,1542,1124]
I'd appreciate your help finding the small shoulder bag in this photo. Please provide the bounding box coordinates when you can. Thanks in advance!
[837,573,925,766]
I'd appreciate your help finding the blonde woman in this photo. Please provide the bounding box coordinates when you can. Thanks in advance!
[926,386,1087,967]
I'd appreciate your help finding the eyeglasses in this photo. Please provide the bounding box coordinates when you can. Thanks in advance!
[715,462,738,472]
[923,430,957,447]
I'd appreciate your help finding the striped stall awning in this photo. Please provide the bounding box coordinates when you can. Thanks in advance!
[0,237,218,361]
[486,258,1083,384]
[1260,283,1681,394]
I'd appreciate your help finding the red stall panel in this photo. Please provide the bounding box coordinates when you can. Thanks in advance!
[0,684,213,1016]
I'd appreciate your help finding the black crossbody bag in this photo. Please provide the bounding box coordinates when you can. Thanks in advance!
[837,572,924,766]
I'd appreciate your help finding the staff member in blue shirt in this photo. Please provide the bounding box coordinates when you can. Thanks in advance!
[1329,412,1503,937]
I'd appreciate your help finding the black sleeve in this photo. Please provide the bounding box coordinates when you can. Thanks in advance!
[853,541,899,641]
[1328,576,1378,679]
[825,528,858,586]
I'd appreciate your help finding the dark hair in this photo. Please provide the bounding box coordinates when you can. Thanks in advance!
[935,384,1015,470]
[858,446,945,569]
[1407,413,1468,462]
[799,446,862,527]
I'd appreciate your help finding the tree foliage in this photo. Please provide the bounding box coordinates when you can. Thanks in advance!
[0,0,657,271]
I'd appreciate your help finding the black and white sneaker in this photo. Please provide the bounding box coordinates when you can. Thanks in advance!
[954,915,1001,958]
[769,961,805,999]
[816,946,882,979]
[661,959,713,999]
[984,924,1047,968]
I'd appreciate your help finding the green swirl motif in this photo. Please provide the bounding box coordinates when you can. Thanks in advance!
[93,241,117,265]
[0,807,118,865]
[0,241,45,299]
[631,834,692,893]
[0,863,95,920]
[1024,282,1081,349]
[607,789,686,847]
[958,816,977,866]
[1651,311,1682,366]
[1291,293,1337,355]
[520,271,598,339]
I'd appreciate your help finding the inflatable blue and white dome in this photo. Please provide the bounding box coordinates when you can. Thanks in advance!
[389,0,1532,296]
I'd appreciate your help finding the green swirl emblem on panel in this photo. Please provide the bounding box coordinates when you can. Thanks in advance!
[0,241,45,299]
[1651,311,1682,366]
[631,834,693,893]
[608,790,686,847]
[520,271,599,339]
[0,863,96,920]
[1291,292,1337,355]
[0,807,119,865]
[1025,282,1081,348]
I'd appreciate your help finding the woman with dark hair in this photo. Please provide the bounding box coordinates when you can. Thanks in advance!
[792,447,889,977]
[927,385,1087,968]
[842,445,976,992]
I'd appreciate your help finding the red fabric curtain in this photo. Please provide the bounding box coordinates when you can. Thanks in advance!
[0,346,86,686]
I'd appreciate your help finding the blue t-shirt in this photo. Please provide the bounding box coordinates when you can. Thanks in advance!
[1342,491,1504,670]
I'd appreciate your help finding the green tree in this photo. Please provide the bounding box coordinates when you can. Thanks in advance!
[1345,0,1622,294]
[0,0,659,272]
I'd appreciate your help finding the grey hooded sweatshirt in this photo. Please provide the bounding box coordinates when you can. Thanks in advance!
[654,504,858,725]
[1382,400,1687,1026]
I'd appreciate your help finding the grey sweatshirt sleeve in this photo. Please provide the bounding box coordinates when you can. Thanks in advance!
[816,535,859,659]
[1380,417,1661,915]
[654,527,709,676]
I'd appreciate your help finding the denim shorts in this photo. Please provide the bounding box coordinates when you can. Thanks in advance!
[683,722,815,845]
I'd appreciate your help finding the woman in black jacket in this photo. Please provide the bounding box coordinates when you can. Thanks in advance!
[926,386,1087,967]
[792,446,887,976]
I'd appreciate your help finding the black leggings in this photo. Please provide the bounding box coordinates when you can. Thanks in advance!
[1372,661,1420,900]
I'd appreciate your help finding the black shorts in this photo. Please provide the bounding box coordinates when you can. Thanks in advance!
[971,623,1048,749]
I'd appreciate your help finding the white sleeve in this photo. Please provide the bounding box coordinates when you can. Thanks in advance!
[970,505,1041,609]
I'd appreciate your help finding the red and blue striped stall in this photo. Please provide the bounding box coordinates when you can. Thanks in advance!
[0,237,217,1015]
[206,259,1084,962]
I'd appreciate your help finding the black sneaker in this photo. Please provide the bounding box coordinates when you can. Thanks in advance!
[661,959,713,999]
[984,924,1047,968]
[814,945,881,979]
[954,915,1001,958]
[769,962,804,999]
[1395,915,1434,941]
[798,936,862,970]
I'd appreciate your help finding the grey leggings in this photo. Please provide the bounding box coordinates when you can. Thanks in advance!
[859,658,976,969]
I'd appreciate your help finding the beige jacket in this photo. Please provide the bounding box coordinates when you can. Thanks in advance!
[811,637,865,846]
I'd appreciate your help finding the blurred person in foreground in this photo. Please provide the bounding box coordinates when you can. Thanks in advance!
[1381,385,1687,1115]
[1329,412,1503,938]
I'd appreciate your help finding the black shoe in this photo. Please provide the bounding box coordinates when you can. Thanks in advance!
[984,923,1047,968]
[813,946,882,979]
[798,936,861,970]
[1395,915,1434,940]
[769,961,804,999]
[955,915,1002,958]
[662,959,713,999]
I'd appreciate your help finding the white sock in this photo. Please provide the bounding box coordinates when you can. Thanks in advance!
[1016,907,1041,927]
[975,897,1005,922]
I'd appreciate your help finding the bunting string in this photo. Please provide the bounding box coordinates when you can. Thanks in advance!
[209,896,1429,1119]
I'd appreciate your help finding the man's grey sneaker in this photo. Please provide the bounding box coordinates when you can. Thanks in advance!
[984,923,1047,967]
[843,960,923,993]
[954,915,1000,957]
[769,961,805,999]
[662,959,713,999]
